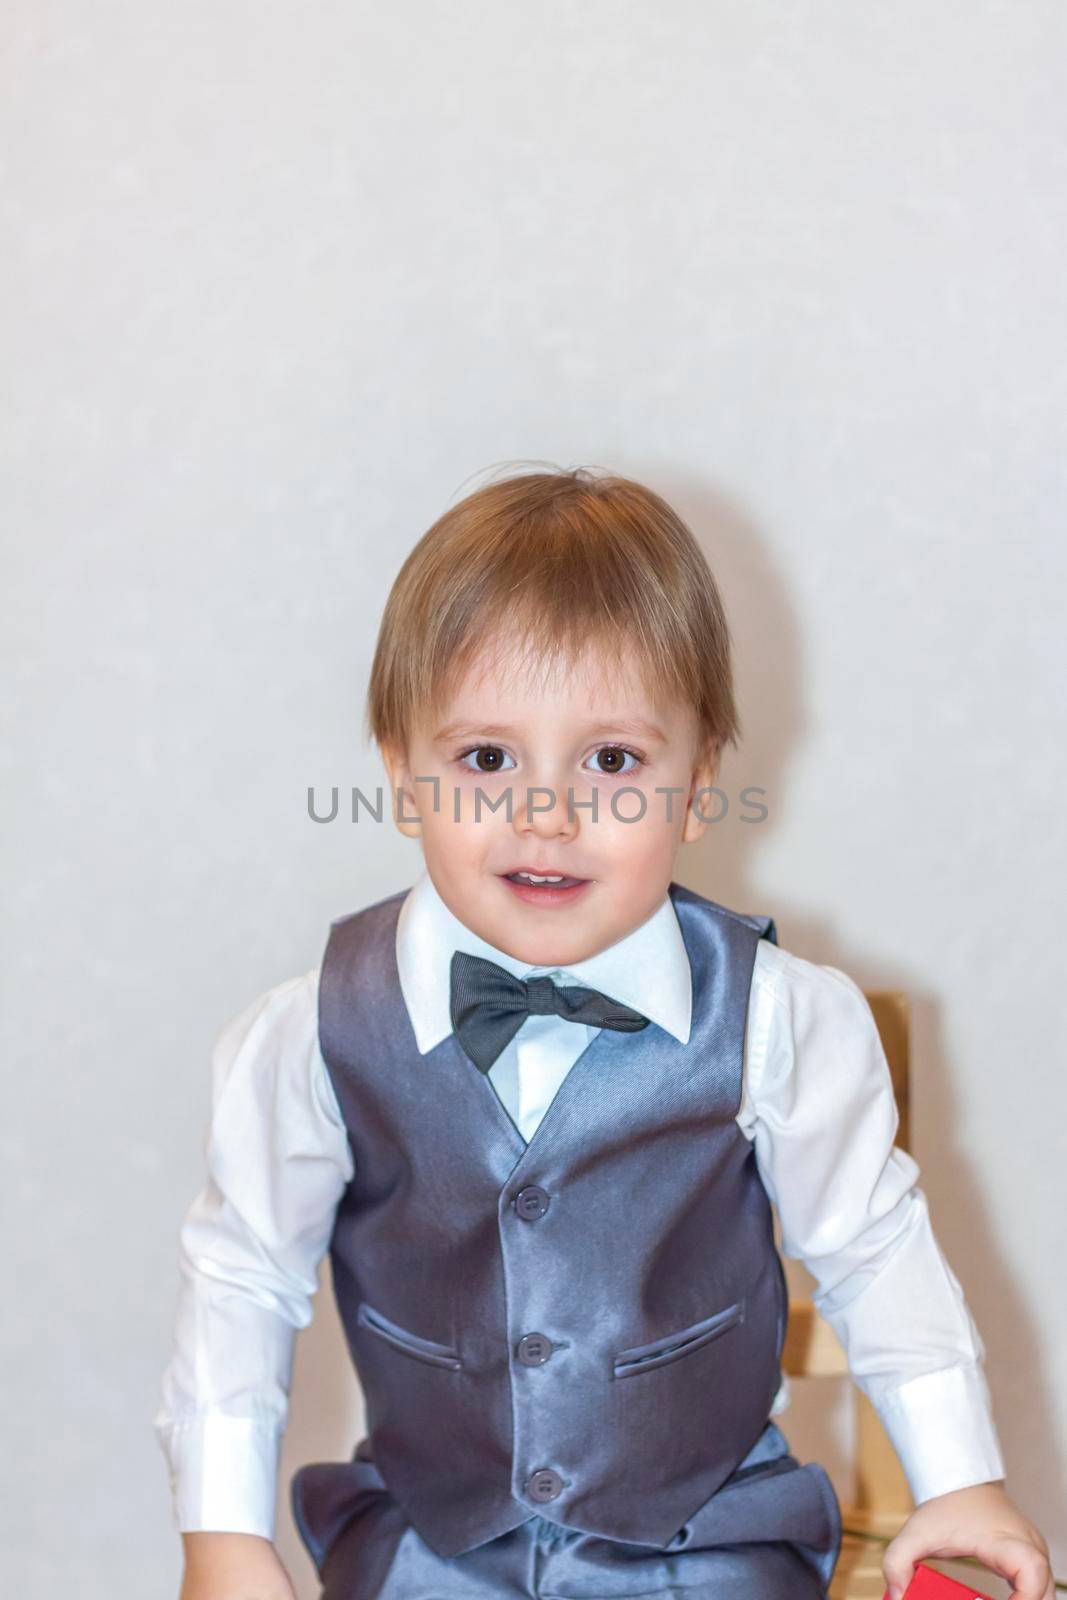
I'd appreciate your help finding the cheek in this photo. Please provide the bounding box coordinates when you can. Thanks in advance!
[421,810,499,871]
[596,801,683,864]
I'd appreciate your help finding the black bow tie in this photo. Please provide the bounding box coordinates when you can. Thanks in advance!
[449,949,650,1075]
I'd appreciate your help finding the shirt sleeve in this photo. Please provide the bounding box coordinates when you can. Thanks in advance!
[739,944,1006,1505]
[152,969,354,1538]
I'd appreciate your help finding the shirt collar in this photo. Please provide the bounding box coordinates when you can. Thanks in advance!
[395,865,692,1053]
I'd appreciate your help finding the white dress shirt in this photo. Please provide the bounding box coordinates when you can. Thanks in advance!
[154,870,1005,1539]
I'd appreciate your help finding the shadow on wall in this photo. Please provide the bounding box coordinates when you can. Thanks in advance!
[675,478,1066,1557]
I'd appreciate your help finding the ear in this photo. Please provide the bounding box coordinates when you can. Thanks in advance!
[379,740,422,839]
[681,736,721,845]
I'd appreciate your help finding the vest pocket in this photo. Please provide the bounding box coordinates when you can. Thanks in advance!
[612,1298,744,1378]
[355,1300,463,1370]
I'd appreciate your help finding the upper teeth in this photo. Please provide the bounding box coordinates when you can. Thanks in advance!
[515,872,564,883]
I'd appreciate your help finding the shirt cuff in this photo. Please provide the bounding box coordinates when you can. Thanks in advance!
[874,1362,1006,1505]
[155,1415,283,1538]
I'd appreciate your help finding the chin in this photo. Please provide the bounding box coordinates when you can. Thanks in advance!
[511,925,604,967]
[470,914,565,965]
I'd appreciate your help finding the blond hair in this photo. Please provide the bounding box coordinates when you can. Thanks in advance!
[365,464,740,759]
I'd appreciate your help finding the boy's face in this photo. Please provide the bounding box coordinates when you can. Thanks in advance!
[381,636,719,968]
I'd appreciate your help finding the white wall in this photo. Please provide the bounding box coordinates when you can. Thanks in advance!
[4,3,1064,1594]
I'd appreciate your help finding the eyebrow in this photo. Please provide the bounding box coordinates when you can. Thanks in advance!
[432,718,668,744]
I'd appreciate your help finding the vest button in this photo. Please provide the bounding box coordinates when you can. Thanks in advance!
[516,1331,553,1366]
[525,1466,564,1503]
[514,1184,550,1220]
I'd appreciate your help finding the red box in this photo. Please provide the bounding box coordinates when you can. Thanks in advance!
[885,1563,996,1600]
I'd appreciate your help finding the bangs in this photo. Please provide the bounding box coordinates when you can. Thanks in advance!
[367,467,738,759]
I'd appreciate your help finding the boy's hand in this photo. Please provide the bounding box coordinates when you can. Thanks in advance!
[178,1531,297,1600]
[883,1482,1053,1600]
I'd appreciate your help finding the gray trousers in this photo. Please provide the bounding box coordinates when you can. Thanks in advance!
[306,1424,842,1600]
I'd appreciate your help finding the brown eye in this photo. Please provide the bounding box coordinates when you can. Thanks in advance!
[595,747,628,774]
[458,745,514,774]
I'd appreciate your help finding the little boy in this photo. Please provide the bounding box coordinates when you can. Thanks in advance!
[156,468,1052,1600]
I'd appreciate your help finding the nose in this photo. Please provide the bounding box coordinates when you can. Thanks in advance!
[513,777,579,841]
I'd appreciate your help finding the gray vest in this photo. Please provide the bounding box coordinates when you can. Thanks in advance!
[292,881,791,1563]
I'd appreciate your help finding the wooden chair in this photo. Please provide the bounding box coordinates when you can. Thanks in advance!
[781,991,913,1599]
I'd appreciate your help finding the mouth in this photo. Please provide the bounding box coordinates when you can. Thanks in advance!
[498,869,591,906]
